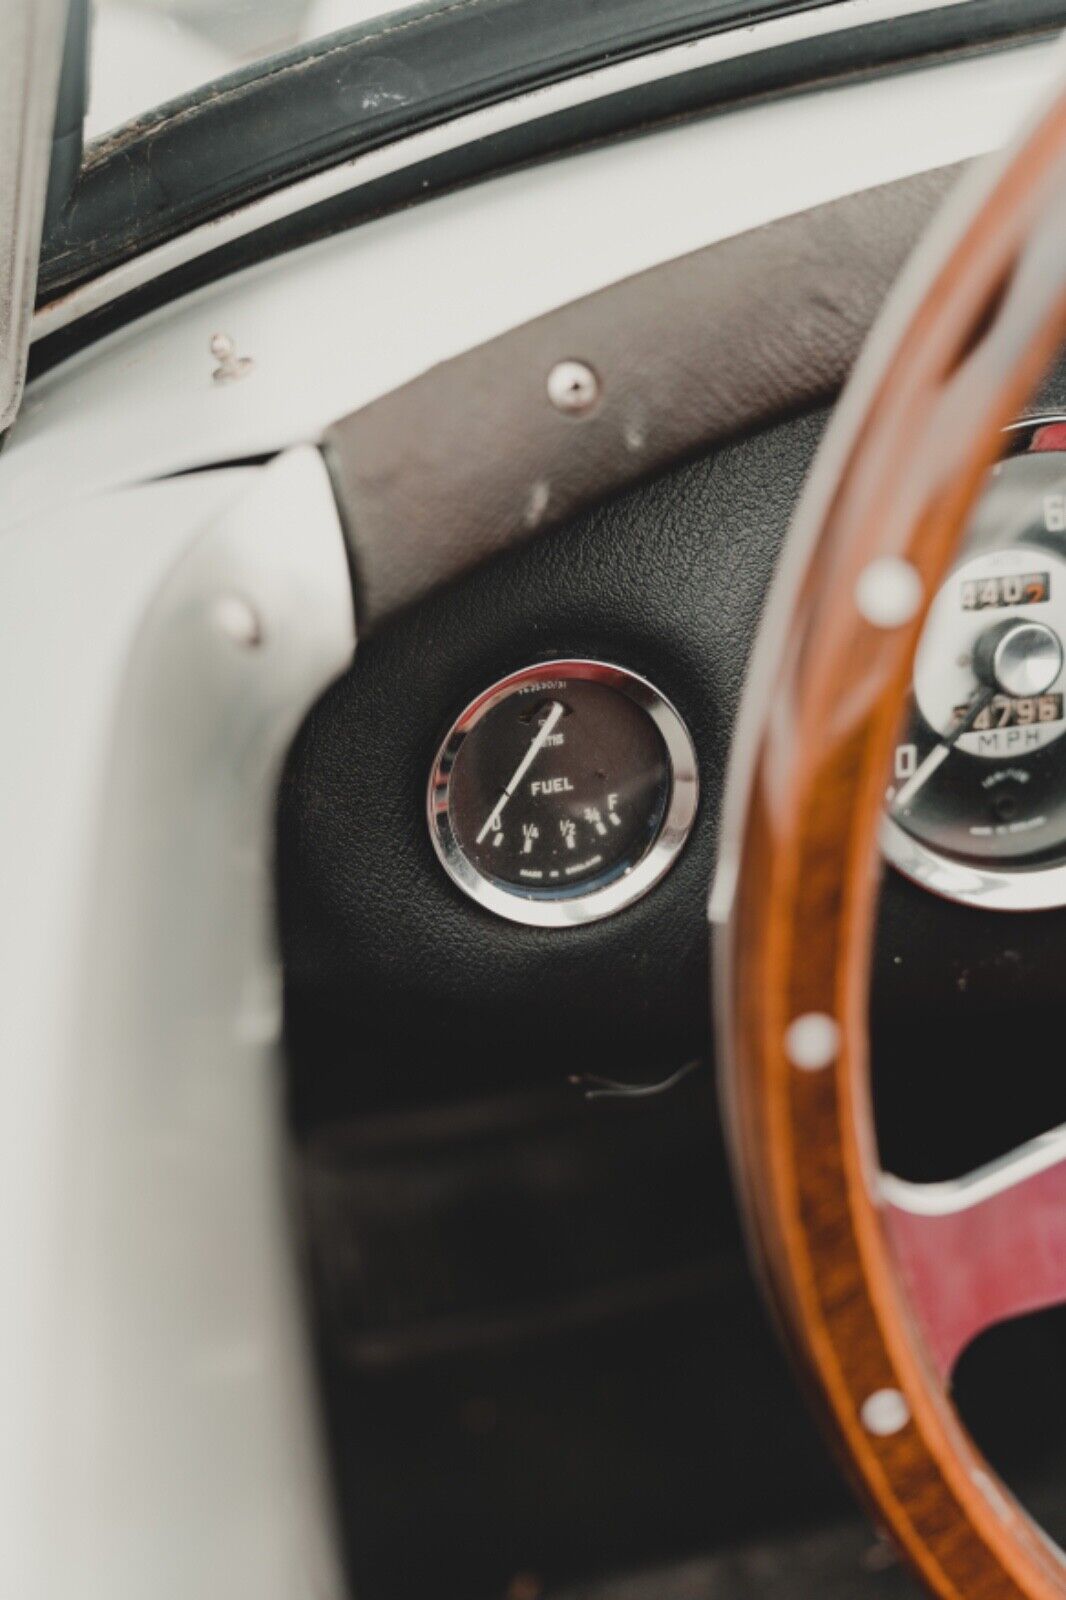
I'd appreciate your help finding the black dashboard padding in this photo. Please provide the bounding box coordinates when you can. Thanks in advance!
[280,408,827,1115]
[283,150,1066,1125]
[324,166,962,633]
[283,383,1066,1126]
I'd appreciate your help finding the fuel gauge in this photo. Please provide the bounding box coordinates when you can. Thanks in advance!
[428,660,698,926]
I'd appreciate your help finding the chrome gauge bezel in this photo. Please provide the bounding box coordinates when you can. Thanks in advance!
[880,817,1066,911]
[427,659,698,927]
[881,416,1066,911]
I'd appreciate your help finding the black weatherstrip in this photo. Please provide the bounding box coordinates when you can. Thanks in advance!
[39,0,843,296]
[31,0,1065,377]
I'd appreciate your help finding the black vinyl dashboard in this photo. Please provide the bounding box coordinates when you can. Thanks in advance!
[279,372,1066,1175]
[277,361,1066,1598]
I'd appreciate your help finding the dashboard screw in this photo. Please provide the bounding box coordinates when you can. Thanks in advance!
[547,358,600,416]
[210,332,254,383]
[212,594,262,647]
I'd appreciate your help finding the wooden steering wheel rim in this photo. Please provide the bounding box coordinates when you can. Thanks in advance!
[715,67,1066,1600]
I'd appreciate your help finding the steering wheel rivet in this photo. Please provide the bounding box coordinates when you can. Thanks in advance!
[861,1388,910,1437]
[784,1012,840,1071]
[855,557,923,629]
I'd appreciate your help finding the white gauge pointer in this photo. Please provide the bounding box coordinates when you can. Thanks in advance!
[891,685,995,814]
[893,616,1065,815]
[475,699,566,844]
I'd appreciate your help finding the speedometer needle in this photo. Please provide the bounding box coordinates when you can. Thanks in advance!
[891,685,995,815]
[476,700,566,844]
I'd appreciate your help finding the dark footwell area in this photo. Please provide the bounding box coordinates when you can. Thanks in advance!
[296,1058,1066,1600]
[299,1072,860,1600]
[553,1517,920,1599]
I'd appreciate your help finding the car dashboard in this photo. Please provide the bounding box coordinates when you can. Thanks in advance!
[6,6,1066,1600]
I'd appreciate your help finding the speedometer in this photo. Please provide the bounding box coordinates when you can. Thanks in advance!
[883,419,1066,908]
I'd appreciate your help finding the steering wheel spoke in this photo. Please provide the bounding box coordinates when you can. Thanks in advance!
[884,1128,1066,1381]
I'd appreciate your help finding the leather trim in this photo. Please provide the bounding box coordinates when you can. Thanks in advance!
[323,164,963,633]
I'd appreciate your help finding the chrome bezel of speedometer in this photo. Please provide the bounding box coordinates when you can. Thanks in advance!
[880,820,1066,911]
[427,659,698,927]
[882,416,1066,910]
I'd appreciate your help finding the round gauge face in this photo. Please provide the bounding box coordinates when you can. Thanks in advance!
[883,427,1066,907]
[428,661,698,926]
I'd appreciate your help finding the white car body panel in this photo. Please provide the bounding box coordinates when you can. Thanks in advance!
[0,17,1061,1597]
[0,453,352,1600]
[4,32,1060,533]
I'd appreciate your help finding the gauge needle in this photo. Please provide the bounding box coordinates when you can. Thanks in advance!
[476,700,566,844]
[891,685,995,815]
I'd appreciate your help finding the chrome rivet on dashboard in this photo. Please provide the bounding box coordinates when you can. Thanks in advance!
[855,557,923,629]
[212,594,262,647]
[547,359,600,416]
[860,1389,910,1437]
[784,1012,840,1071]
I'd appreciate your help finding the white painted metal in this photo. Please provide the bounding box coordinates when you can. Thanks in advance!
[0,0,66,431]
[0,450,352,1600]
[38,0,988,344]
[4,36,1060,533]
